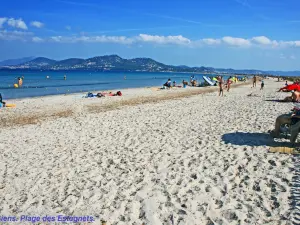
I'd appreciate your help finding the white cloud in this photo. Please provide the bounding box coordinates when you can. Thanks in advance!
[51,36,63,42]
[49,35,134,44]
[201,38,221,45]
[277,40,300,48]
[222,36,251,47]
[2,30,300,51]
[32,37,44,42]
[65,26,71,30]
[31,21,44,28]
[0,17,7,28]
[7,18,28,30]
[36,34,300,49]
[252,36,272,45]
[138,34,191,45]
[294,41,300,47]
[0,30,33,41]
[91,35,134,44]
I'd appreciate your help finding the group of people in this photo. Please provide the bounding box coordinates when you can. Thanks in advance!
[252,75,264,89]
[163,75,251,96]
[216,75,246,96]
[163,79,184,88]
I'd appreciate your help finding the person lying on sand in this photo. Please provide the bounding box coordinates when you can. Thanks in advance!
[276,90,300,102]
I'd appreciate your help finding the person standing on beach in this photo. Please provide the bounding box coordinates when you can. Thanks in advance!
[260,80,264,90]
[253,75,257,87]
[227,76,232,92]
[218,76,224,96]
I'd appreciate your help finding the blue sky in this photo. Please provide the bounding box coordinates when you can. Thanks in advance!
[0,0,300,70]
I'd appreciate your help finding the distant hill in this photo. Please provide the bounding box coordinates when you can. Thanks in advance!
[0,57,35,66]
[22,57,57,68]
[1,55,300,76]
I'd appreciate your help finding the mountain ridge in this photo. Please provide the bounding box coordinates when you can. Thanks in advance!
[1,55,300,75]
[0,57,35,66]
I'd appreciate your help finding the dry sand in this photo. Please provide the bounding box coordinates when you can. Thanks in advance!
[0,79,299,224]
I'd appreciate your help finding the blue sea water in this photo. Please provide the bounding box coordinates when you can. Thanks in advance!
[0,70,229,99]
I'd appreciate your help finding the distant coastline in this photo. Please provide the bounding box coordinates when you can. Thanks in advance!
[1,55,299,76]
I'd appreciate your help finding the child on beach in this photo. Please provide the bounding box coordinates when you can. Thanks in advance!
[260,80,264,90]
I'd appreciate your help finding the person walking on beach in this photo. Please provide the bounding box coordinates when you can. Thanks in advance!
[253,75,257,87]
[260,80,265,90]
[218,76,224,96]
[0,93,6,107]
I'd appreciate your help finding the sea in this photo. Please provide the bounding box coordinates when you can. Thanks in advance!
[0,70,234,99]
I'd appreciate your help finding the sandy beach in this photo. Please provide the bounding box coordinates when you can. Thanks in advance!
[0,79,299,224]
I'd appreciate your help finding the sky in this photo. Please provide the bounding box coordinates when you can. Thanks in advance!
[0,0,300,71]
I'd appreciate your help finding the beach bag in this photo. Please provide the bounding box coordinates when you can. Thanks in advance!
[116,91,122,96]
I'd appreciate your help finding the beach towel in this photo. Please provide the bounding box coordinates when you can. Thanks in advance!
[279,84,300,92]
[269,147,300,154]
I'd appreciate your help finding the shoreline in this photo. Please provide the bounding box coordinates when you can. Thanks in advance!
[1,81,252,128]
[1,72,252,100]
[3,79,251,101]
